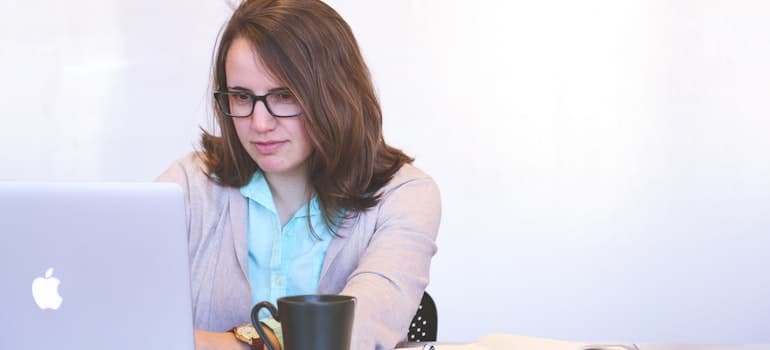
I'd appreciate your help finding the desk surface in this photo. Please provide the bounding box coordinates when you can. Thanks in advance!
[397,335,770,350]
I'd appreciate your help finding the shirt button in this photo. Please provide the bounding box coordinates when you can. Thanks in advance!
[275,276,283,285]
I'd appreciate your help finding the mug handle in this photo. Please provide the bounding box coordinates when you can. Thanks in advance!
[251,301,280,350]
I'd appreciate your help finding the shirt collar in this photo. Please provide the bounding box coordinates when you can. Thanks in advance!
[240,170,322,218]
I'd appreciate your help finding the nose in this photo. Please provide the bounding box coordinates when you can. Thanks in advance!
[249,100,277,132]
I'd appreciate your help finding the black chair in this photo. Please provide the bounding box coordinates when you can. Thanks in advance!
[407,291,437,342]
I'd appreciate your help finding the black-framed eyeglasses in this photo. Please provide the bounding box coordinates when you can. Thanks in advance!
[213,90,303,118]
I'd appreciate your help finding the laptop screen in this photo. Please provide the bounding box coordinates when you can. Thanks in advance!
[0,182,194,350]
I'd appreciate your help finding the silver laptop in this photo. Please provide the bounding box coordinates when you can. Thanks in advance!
[0,182,194,350]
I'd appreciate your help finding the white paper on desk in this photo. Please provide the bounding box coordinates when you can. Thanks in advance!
[398,334,589,350]
[398,343,490,350]
[477,334,589,350]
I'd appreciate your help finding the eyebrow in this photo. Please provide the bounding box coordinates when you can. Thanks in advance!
[227,86,290,93]
[227,86,252,92]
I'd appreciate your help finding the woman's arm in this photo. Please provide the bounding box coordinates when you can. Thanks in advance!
[341,174,442,349]
[194,329,247,350]
[194,327,281,350]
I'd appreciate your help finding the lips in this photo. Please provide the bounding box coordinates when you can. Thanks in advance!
[252,140,287,154]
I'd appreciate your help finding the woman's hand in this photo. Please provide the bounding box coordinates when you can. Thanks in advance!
[260,324,282,350]
[193,328,282,350]
[194,329,245,350]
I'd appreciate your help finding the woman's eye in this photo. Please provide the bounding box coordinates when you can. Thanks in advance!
[230,93,252,105]
[275,92,296,101]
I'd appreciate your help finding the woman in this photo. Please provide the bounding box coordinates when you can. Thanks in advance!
[157,0,441,349]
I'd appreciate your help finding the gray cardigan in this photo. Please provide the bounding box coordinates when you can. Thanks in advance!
[156,153,441,349]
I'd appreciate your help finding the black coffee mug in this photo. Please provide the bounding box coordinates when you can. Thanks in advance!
[251,294,356,350]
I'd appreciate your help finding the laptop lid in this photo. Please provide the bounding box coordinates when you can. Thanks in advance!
[0,182,193,350]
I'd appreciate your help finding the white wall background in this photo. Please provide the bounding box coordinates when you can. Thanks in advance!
[2,0,769,344]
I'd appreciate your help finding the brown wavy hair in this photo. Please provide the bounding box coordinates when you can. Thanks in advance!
[200,0,413,228]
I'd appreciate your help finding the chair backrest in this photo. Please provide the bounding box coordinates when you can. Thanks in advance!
[408,291,437,342]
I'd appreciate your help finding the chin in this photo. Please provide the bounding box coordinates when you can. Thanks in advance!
[256,161,293,175]
[254,155,309,177]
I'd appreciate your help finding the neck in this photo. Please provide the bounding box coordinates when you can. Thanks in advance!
[264,165,311,225]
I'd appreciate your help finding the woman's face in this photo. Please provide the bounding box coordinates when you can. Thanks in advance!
[225,37,313,179]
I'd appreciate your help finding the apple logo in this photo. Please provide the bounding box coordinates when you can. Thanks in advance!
[31,268,63,310]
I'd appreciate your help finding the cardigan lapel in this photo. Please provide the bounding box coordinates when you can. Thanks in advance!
[229,188,250,280]
[319,215,356,284]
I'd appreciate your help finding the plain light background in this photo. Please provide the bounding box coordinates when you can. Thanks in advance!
[2,0,769,344]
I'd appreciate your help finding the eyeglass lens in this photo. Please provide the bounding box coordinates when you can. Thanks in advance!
[215,91,301,117]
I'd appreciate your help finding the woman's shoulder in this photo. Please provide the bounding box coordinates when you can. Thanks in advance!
[155,152,211,184]
[157,151,206,177]
[379,163,439,197]
[155,152,233,196]
[372,163,441,219]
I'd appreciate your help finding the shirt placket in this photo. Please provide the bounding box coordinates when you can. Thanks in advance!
[268,214,285,301]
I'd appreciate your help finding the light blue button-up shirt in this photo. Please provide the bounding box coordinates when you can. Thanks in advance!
[240,171,334,310]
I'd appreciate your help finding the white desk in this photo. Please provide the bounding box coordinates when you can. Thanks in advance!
[397,335,770,350]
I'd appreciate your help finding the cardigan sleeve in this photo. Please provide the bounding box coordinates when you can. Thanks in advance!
[154,154,196,236]
[153,153,254,331]
[340,173,442,350]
